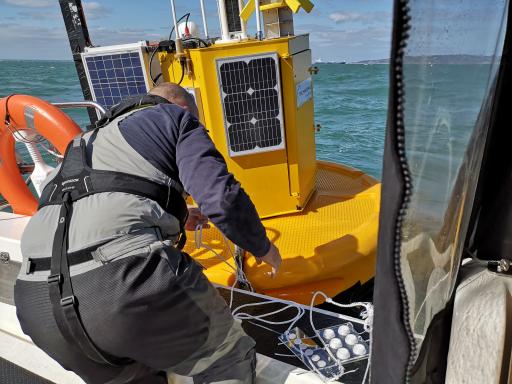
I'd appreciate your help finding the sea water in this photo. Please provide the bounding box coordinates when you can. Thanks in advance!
[0,61,388,181]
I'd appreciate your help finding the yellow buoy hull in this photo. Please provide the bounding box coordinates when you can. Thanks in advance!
[184,160,380,305]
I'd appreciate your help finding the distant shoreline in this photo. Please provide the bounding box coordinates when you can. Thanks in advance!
[353,54,496,65]
[0,59,74,62]
[2,54,497,65]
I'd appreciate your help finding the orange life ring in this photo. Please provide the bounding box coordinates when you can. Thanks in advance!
[0,95,82,215]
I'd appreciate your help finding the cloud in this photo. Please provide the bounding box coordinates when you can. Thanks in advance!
[329,12,363,23]
[82,1,109,20]
[0,20,69,59]
[0,20,165,59]
[0,21,64,40]
[296,23,392,61]
[88,26,163,45]
[17,10,60,20]
[2,0,53,8]
[329,11,391,24]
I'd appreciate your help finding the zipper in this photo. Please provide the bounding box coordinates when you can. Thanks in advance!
[393,0,417,382]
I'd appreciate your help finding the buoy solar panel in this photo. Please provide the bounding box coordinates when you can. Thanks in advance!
[217,53,285,157]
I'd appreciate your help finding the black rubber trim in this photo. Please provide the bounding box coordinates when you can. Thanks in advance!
[0,357,54,384]
[370,1,413,383]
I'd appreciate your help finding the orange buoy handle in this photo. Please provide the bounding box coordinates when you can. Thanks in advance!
[0,95,82,215]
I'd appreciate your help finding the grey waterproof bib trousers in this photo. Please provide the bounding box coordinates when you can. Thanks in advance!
[14,109,256,384]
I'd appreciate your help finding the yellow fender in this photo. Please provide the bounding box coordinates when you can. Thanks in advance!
[241,0,314,23]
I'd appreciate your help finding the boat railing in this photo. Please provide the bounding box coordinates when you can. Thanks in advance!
[52,101,106,116]
[0,101,106,212]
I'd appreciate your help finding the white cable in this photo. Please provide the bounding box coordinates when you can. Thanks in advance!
[219,231,254,292]
[234,305,304,327]
[193,222,373,381]
[194,224,237,273]
[194,223,253,309]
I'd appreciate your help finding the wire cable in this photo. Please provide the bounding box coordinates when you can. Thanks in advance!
[177,60,186,85]
[169,13,190,40]
[149,47,162,86]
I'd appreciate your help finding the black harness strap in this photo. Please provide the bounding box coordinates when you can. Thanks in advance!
[39,137,188,248]
[48,193,125,366]
[41,132,189,366]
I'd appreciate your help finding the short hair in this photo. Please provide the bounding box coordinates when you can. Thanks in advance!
[149,83,197,115]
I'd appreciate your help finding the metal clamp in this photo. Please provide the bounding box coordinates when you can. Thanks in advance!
[497,259,510,273]
[487,259,512,275]
[0,252,9,264]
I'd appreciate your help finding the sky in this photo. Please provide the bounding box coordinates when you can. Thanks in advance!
[0,0,393,62]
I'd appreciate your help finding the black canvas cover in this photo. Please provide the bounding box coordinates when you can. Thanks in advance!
[371,2,412,382]
[466,6,512,262]
[371,0,509,383]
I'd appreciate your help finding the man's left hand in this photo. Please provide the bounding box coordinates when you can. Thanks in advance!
[185,207,210,231]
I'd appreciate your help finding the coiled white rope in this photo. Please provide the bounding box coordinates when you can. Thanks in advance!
[194,223,253,308]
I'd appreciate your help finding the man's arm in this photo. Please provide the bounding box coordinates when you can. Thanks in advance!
[176,115,271,257]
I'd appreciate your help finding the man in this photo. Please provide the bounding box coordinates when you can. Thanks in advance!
[14,83,282,384]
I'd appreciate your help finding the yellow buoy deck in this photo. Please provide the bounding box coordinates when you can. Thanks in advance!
[184,160,380,305]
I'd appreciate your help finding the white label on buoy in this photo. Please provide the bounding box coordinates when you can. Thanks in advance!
[296,78,312,108]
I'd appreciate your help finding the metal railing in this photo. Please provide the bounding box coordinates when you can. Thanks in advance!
[52,101,106,116]
[0,101,106,211]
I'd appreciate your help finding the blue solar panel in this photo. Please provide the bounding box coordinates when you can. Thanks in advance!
[84,51,148,110]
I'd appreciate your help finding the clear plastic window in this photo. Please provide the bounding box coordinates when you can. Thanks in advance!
[400,0,508,359]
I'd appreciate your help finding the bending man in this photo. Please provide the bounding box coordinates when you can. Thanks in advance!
[15,83,282,384]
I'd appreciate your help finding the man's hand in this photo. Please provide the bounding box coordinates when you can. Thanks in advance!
[256,243,282,278]
[185,207,210,231]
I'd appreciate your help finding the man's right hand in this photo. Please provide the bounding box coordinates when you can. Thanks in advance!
[256,243,282,278]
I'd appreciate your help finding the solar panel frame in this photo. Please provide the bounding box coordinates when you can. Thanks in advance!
[81,42,151,118]
[225,0,242,33]
[216,52,286,157]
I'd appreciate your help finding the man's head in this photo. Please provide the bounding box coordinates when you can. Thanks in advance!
[149,82,199,118]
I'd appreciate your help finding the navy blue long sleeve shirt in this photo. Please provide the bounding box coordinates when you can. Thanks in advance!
[118,103,271,257]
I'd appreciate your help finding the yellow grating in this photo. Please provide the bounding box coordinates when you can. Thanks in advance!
[186,161,381,303]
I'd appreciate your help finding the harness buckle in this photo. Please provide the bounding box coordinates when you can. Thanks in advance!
[47,274,62,285]
[60,296,76,307]
[26,258,33,274]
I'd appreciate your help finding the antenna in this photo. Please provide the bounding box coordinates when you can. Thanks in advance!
[199,0,210,39]
[169,0,184,57]
[255,0,262,40]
